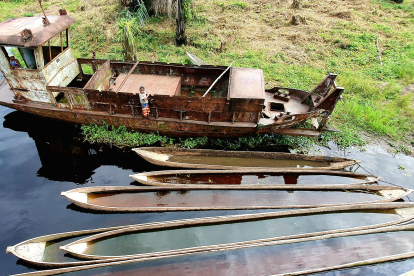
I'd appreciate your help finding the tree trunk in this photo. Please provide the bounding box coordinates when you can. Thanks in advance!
[175,0,187,46]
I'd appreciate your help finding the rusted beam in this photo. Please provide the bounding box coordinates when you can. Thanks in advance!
[38,0,50,25]
[202,62,233,97]
[48,41,52,61]
[60,32,63,52]
[116,61,139,93]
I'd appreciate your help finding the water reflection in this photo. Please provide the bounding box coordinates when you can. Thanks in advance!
[3,111,153,184]
[2,107,414,275]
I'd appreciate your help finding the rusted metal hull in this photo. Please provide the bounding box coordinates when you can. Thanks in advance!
[0,57,344,138]
[0,94,321,138]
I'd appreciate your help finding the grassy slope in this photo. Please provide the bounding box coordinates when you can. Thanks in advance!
[1,0,414,148]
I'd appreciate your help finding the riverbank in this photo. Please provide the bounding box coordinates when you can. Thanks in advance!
[1,0,413,147]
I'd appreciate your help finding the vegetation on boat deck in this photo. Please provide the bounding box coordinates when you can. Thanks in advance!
[1,0,414,150]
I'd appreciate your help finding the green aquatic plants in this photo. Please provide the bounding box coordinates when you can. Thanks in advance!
[81,122,174,148]
[80,122,366,152]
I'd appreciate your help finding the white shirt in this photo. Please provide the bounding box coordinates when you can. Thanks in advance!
[139,91,148,104]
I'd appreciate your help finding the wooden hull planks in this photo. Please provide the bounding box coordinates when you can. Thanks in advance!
[129,169,380,188]
[133,147,360,171]
[11,224,414,276]
[7,203,414,269]
[60,185,412,212]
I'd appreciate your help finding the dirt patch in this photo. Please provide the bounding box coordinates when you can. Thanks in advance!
[331,11,352,20]
[35,4,61,16]
[403,84,414,95]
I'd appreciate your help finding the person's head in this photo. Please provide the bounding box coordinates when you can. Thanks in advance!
[139,86,145,93]
[10,55,15,60]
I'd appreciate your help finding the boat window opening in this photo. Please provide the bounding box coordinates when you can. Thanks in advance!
[270,102,285,112]
[42,31,68,66]
[81,64,94,75]
[55,92,68,104]
[18,47,37,69]
[1,46,30,69]
[66,77,91,88]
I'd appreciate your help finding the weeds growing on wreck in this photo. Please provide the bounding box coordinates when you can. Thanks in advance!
[80,122,366,152]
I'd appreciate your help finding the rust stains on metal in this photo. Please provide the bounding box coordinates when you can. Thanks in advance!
[0,15,75,47]
[228,67,265,99]
[0,9,345,140]
[84,60,111,91]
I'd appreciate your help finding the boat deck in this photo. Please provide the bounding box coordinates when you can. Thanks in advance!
[259,91,312,126]
[110,74,181,95]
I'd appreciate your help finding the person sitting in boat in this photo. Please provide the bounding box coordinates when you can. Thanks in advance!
[139,86,151,119]
[9,55,22,68]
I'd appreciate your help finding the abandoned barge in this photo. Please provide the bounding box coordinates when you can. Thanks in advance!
[0,13,344,138]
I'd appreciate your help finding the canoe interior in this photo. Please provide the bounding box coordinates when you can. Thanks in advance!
[146,172,370,185]
[53,229,414,276]
[87,190,388,209]
[77,210,400,258]
[43,236,91,263]
[166,155,332,168]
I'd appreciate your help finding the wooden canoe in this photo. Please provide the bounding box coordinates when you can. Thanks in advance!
[133,147,360,171]
[18,223,414,276]
[60,185,412,212]
[8,203,414,269]
[129,169,380,188]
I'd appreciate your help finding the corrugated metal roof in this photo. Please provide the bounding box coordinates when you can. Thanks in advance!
[0,15,75,48]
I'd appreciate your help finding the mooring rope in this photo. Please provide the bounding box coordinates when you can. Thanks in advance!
[356,164,411,201]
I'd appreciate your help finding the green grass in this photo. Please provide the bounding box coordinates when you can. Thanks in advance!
[0,0,32,21]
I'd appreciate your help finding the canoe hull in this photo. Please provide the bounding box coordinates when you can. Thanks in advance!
[133,147,359,171]
[129,169,380,188]
[61,186,412,212]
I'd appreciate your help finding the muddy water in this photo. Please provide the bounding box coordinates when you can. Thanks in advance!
[55,230,414,276]
[2,105,414,275]
[168,155,331,168]
[148,173,368,185]
[82,210,399,257]
[87,190,385,208]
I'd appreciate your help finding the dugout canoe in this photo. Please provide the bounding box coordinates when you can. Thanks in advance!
[8,203,414,268]
[60,185,412,212]
[129,169,380,188]
[14,224,414,276]
[132,147,359,170]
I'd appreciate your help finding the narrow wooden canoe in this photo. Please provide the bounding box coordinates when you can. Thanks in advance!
[133,147,360,171]
[9,203,414,268]
[61,185,412,212]
[129,169,380,188]
[16,224,414,276]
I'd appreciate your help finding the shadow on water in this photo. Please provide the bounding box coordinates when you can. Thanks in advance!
[2,108,414,275]
[3,111,166,184]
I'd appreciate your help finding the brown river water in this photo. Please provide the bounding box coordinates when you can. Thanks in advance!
[1,105,414,276]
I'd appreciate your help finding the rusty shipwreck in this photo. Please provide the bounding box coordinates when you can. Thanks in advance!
[0,13,344,138]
